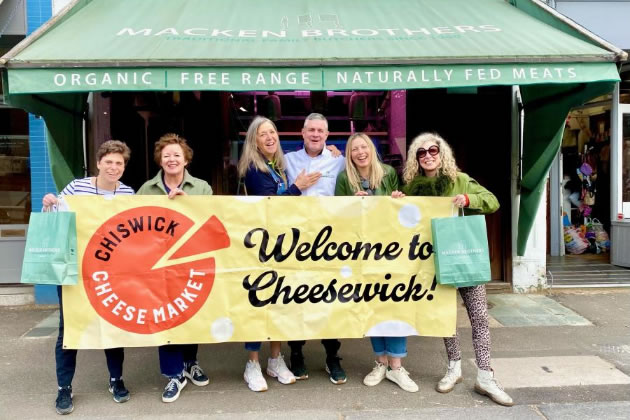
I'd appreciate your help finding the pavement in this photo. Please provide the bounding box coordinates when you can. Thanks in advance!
[1,290,629,420]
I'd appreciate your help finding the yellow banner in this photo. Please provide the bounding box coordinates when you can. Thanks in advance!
[63,195,456,349]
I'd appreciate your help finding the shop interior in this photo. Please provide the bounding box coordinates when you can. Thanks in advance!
[97,87,513,283]
[558,95,626,258]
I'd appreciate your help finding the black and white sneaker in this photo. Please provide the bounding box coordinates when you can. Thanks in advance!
[184,362,209,386]
[108,378,130,403]
[162,375,187,403]
[55,385,74,415]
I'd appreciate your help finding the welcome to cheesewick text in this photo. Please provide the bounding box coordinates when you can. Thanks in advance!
[242,225,437,307]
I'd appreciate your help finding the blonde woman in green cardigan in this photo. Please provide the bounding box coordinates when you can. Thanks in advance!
[334,133,418,392]
[402,132,513,406]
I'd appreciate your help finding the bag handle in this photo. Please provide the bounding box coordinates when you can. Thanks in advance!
[450,204,465,217]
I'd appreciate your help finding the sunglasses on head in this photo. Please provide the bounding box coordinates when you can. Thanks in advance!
[416,145,440,159]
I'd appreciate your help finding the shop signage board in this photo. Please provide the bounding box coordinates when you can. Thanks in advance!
[7,62,620,93]
[61,195,456,349]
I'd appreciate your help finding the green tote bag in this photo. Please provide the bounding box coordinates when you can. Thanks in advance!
[20,211,78,285]
[431,214,491,288]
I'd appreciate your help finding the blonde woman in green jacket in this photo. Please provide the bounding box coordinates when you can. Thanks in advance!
[402,132,512,406]
[137,133,211,403]
[335,133,419,392]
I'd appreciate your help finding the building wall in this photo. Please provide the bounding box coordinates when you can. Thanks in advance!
[26,0,57,303]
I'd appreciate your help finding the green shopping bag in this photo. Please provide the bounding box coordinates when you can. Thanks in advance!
[431,214,491,288]
[20,211,78,285]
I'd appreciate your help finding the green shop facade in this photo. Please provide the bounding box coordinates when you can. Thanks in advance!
[1,0,626,298]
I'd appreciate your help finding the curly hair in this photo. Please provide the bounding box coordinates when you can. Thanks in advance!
[153,133,193,166]
[402,132,459,183]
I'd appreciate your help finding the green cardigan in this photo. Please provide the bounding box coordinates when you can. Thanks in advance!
[404,172,499,215]
[335,164,399,196]
[137,169,213,196]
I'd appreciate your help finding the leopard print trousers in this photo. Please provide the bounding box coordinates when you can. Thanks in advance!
[443,284,492,371]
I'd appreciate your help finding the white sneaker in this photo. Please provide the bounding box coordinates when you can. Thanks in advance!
[474,369,513,406]
[266,354,296,385]
[385,367,419,393]
[244,360,268,392]
[363,361,387,386]
[436,360,462,393]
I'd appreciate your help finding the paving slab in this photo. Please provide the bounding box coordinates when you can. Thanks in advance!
[539,401,630,420]
[488,295,591,327]
[487,356,630,388]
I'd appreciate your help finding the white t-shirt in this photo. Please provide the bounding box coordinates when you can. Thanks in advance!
[285,148,345,196]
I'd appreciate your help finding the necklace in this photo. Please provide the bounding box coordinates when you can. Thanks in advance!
[95,177,117,195]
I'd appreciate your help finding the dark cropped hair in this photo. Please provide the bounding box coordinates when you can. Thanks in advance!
[96,140,131,164]
[153,133,193,165]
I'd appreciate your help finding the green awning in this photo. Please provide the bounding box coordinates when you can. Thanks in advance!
[0,0,626,256]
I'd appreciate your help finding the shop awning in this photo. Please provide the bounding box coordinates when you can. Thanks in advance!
[0,0,626,256]
[1,0,625,93]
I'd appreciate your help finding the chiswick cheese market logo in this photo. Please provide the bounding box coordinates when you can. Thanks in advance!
[82,206,230,334]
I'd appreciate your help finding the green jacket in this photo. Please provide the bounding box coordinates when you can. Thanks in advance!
[137,169,213,196]
[404,172,499,215]
[335,164,399,196]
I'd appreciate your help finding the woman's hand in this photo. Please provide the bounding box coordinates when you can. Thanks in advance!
[391,190,405,198]
[453,194,468,208]
[294,169,321,191]
[168,188,188,199]
[326,144,342,157]
[42,193,58,209]
[355,191,369,196]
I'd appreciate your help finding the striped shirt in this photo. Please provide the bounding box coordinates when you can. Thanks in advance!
[60,177,134,197]
[50,177,134,211]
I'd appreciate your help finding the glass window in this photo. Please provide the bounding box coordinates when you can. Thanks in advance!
[0,107,30,226]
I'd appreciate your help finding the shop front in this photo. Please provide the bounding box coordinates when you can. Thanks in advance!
[0,0,626,296]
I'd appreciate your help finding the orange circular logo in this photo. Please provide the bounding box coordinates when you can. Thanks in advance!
[82,206,230,334]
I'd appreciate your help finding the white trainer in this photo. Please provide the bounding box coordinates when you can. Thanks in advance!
[474,369,513,406]
[385,367,419,393]
[244,360,268,392]
[266,354,296,385]
[363,361,387,386]
[436,360,463,393]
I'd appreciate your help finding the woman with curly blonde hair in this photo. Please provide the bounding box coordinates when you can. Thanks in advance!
[402,132,513,407]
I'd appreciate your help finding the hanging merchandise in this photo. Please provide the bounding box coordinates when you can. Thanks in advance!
[577,146,597,207]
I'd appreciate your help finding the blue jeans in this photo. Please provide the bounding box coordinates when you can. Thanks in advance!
[55,286,124,387]
[245,342,262,352]
[158,344,199,378]
[370,336,407,358]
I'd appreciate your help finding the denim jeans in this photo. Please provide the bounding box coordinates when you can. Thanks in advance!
[55,286,124,387]
[245,342,262,352]
[158,344,199,378]
[370,336,407,358]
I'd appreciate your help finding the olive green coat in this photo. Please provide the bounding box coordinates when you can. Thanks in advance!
[335,164,399,196]
[137,169,213,196]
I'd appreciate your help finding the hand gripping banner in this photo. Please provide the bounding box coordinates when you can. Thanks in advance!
[62,195,456,349]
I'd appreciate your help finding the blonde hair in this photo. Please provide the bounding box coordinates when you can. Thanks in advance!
[402,132,459,183]
[344,133,385,193]
[238,116,287,178]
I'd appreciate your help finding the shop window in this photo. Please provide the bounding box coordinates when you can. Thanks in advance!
[0,106,30,227]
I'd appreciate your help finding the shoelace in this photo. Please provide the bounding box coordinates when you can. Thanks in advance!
[165,379,178,392]
[189,365,202,378]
